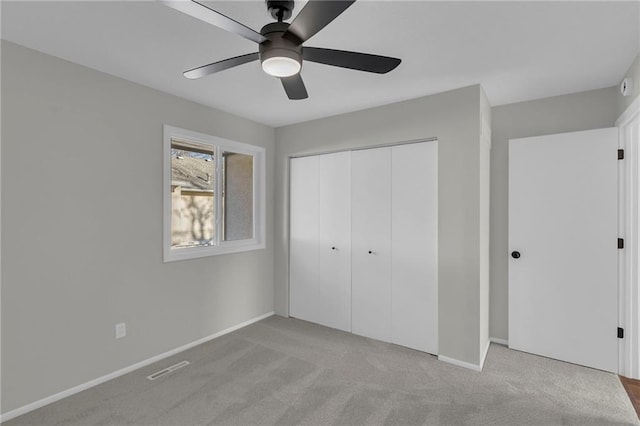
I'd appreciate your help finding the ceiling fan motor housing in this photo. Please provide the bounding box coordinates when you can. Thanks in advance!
[259,22,303,71]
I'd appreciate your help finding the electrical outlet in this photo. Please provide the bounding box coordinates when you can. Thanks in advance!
[115,323,126,339]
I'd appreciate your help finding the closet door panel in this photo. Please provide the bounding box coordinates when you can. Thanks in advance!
[289,156,319,323]
[351,147,392,342]
[391,142,438,354]
[318,151,352,332]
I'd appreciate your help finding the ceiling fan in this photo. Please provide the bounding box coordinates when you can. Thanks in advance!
[161,0,402,100]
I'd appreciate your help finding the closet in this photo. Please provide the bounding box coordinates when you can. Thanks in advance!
[289,141,438,354]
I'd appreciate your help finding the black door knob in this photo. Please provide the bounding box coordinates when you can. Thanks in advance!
[331,246,336,250]
[511,251,521,259]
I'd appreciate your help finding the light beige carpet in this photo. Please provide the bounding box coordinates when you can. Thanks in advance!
[5,316,638,425]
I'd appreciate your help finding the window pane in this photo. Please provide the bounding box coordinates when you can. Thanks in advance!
[223,152,254,241]
[171,140,215,248]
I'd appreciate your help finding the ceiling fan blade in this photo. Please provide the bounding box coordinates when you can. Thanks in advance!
[304,47,401,74]
[280,74,308,100]
[283,0,356,45]
[161,0,266,44]
[184,52,259,79]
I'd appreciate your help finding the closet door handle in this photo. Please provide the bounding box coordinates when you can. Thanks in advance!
[331,246,337,250]
[368,250,374,254]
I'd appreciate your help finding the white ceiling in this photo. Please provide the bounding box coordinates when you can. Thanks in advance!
[2,1,639,127]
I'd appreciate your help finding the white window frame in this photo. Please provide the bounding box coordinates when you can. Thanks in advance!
[163,125,266,262]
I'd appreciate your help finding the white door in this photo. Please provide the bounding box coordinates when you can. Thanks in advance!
[317,152,352,332]
[391,141,438,354]
[289,156,319,324]
[352,147,392,342]
[509,128,618,373]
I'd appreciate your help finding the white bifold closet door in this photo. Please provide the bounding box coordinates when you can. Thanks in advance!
[289,152,351,332]
[351,147,393,342]
[289,155,319,325]
[291,141,437,354]
[391,142,438,354]
[318,152,351,331]
[351,142,438,351]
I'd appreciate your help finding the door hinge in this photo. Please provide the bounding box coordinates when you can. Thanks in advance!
[619,149,624,160]
[618,327,625,339]
[618,238,624,249]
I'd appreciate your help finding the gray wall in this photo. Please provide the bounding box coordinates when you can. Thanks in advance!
[275,85,489,366]
[1,41,276,413]
[489,86,619,341]
[618,53,640,118]
[479,88,491,355]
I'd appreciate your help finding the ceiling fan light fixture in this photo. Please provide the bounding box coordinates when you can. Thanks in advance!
[262,56,301,77]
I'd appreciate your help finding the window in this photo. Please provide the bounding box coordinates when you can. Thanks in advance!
[163,125,265,262]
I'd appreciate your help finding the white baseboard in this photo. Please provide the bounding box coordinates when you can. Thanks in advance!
[0,311,274,423]
[438,339,492,373]
[438,354,482,372]
[490,337,508,346]
[480,339,491,370]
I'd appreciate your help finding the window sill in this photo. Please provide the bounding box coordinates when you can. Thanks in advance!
[163,240,265,263]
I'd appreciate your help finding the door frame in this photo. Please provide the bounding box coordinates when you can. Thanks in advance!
[617,96,640,379]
